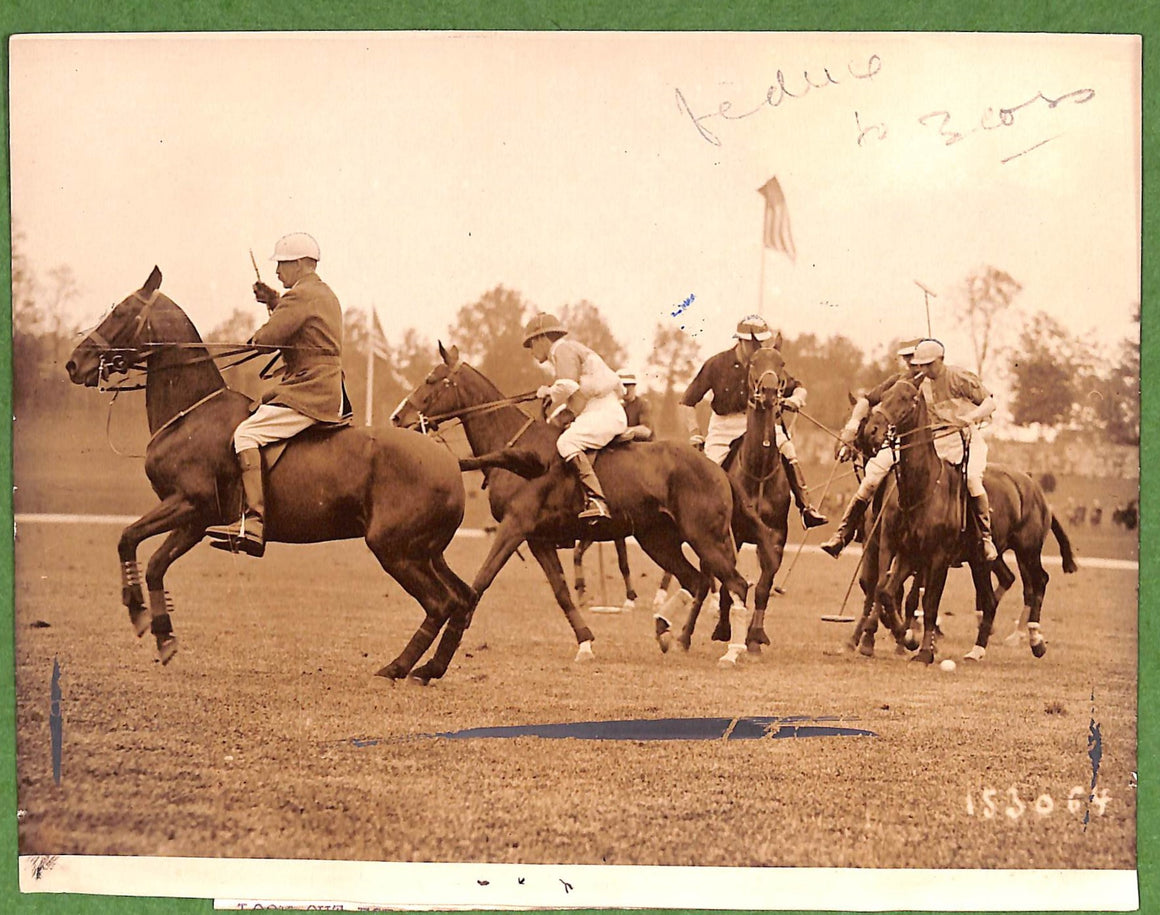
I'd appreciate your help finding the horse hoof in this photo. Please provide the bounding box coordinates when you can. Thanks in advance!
[130,609,151,638]
[622,598,635,611]
[912,650,935,665]
[375,662,409,680]
[676,634,692,652]
[746,642,763,656]
[963,645,986,662]
[859,643,875,658]
[747,628,771,647]
[654,617,672,654]
[894,642,909,656]
[1031,640,1047,659]
[717,649,742,668]
[156,637,178,666]
[574,641,595,663]
[711,621,731,643]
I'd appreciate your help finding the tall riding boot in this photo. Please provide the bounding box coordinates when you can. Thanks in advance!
[784,458,828,529]
[971,491,999,562]
[206,449,266,557]
[820,493,870,558]
[568,453,611,523]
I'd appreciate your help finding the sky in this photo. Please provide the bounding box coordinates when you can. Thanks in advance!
[8,31,1141,386]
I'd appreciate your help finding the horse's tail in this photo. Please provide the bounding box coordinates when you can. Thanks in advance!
[458,448,548,479]
[1050,512,1078,574]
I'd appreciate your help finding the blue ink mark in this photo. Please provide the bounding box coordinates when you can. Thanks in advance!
[50,659,62,785]
[1085,690,1102,830]
[425,716,876,741]
[671,293,695,317]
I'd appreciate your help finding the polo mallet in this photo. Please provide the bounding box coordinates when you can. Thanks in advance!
[249,248,262,282]
[774,452,842,594]
[831,503,890,641]
[915,279,937,337]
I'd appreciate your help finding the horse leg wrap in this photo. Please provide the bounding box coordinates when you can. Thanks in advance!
[718,605,749,666]
[1027,621,1047,657]
[122,561,148,635]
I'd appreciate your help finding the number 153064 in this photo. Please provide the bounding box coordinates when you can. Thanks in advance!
[966,786,1112,820]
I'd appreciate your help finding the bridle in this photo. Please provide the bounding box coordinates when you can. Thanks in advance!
[392,362,539,442]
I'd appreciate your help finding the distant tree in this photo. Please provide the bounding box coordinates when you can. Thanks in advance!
[447,284,544,395]
[206,307,258,343]
[779,333,865,430]
[644,323,701,438]
[1008,312,1080,427]
[1087,337,1140,446]
[392,327,436,390]
[956,266,1022,377]
[559,300,627,370]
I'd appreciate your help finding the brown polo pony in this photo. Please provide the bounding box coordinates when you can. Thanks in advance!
[859,376,1076,662]
[65,267,474,678]
[390,344,751,679]
[674,345,790,656]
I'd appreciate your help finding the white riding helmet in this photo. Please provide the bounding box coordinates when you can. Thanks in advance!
[617,370,638,386]
[910,339,946,365]
[270,232,321,263]
[733,314,773,342]
[896,338,922,358]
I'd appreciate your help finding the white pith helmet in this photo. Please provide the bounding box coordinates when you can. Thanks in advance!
[911,339,946,366]
[270,232,321,263]
[733,314,773,342]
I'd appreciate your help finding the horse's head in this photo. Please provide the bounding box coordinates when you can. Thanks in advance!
[863,377,921,453]
[391,342,465,431]
[66,266,190,387]
[746,345,786,411]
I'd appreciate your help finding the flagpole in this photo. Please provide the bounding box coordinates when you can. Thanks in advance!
[365,307,375,428]
[758,246,767,317]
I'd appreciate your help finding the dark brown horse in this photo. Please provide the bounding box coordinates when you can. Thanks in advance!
[391,344,752,677]
[860,376,1076,663]
[65,267,474,677]
[674,345,791,658]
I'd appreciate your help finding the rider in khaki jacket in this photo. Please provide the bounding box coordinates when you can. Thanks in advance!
[206,232,349,557]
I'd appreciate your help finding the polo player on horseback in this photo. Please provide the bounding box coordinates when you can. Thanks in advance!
[523,312,628,523]
[821,338,922,558]
[206,232,350,557]
[822,338,998,562]
[679,314,827,529]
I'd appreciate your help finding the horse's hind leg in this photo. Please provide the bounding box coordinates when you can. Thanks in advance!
[409,555,478,683]
[374,553,461,681]
[1017,551,1050,658]
[615,538,637,607]
[963,560,997,661]
[573,540,592,610]
[527,541,597,661]
[634,526,709,654]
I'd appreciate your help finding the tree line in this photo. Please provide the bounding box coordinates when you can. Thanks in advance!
[11,237,1139,446]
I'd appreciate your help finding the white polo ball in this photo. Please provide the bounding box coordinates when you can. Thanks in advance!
[939,659,957,673]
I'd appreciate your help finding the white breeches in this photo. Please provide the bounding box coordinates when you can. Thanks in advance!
[232,404,317,453]
[556,393,628,460]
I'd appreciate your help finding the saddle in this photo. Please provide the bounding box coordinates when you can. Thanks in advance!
[252,415,353,471]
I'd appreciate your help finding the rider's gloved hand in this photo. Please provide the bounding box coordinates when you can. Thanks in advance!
[253,282,279,311]
[834,426,856,461]
[780,398,800,413]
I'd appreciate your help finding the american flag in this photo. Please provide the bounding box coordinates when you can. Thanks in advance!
[758,176,796,263]
[370,310,391,362]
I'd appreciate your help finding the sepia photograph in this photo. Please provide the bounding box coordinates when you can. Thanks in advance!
[7,28,1142,911]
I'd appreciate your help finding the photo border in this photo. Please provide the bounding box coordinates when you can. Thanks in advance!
[1,2,1154,913]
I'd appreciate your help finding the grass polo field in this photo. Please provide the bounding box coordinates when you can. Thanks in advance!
[14,510,1136,869]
